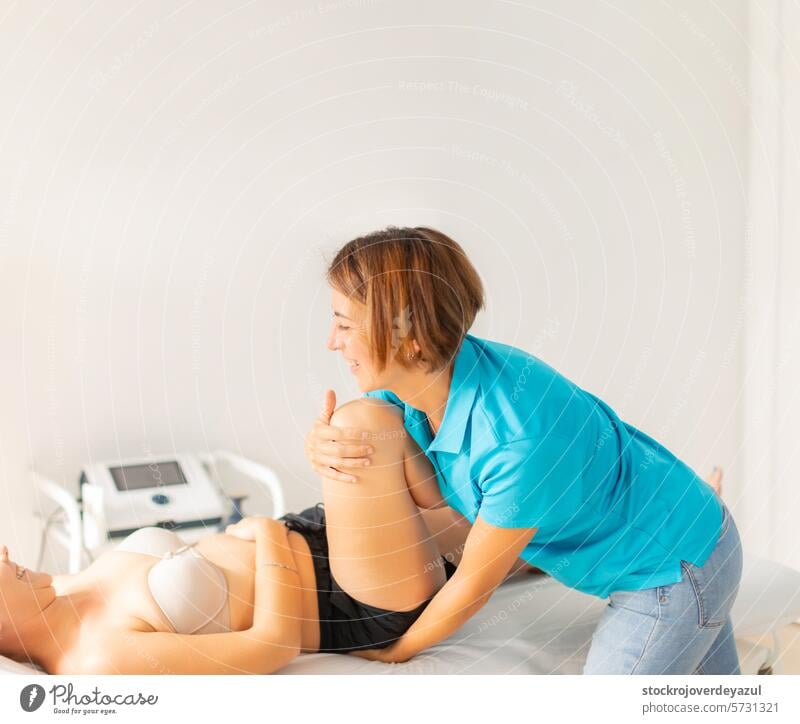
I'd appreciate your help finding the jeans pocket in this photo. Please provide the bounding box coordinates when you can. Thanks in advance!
[680,561,724,628]
[680,507,742,629]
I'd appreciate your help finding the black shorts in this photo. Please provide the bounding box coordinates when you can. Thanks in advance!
[280,503,457,653]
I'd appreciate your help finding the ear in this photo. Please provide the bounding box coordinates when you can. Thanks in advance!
[411,339,421,355]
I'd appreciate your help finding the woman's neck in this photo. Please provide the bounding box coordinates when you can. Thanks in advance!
[388,363,454,433]
[6,579,98,672]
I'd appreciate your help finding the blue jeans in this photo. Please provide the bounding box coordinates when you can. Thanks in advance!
[584,502,743,674]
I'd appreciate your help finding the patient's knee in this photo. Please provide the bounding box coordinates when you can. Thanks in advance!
[330,398,407,445]
[327,399,410,496]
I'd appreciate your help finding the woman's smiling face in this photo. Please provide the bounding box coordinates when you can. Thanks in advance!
[327,288,380,391]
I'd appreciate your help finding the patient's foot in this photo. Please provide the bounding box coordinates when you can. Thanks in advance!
[706,466,723,496]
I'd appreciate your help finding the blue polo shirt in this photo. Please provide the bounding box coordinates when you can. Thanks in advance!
[365,333,722,599]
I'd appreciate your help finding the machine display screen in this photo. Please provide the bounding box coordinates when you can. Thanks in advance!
[109,461,188,492]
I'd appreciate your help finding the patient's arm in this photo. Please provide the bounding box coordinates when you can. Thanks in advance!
[85,625,298,675]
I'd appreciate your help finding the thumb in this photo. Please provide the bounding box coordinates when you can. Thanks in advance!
[321,389,336,423]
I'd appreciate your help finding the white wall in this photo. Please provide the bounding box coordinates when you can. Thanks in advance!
[0,0,749,567]
[742,0,800,571]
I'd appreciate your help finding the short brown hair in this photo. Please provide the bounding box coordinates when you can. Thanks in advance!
[326,226,485,373]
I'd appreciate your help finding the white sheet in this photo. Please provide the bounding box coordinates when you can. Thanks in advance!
[3,555,798,675]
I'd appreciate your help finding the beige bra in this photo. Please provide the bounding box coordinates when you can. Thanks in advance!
[116,527,231,635]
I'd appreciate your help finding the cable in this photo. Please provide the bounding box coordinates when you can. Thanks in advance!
[35,508,67,570]
[35,506,96,570]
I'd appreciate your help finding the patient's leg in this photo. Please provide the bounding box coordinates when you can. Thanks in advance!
[417,507,471,567]
[419,507,544,580]
[322,398,446,611]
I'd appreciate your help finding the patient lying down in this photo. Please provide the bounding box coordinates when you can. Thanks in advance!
[0,399,724,675]
[0,399,523,674]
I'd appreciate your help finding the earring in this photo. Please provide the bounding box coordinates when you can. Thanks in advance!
[407,351,416,360]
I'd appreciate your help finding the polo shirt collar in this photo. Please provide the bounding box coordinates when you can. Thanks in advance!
[427,334,482,454]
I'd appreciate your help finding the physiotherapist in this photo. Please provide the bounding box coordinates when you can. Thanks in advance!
[304,225,743,674]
